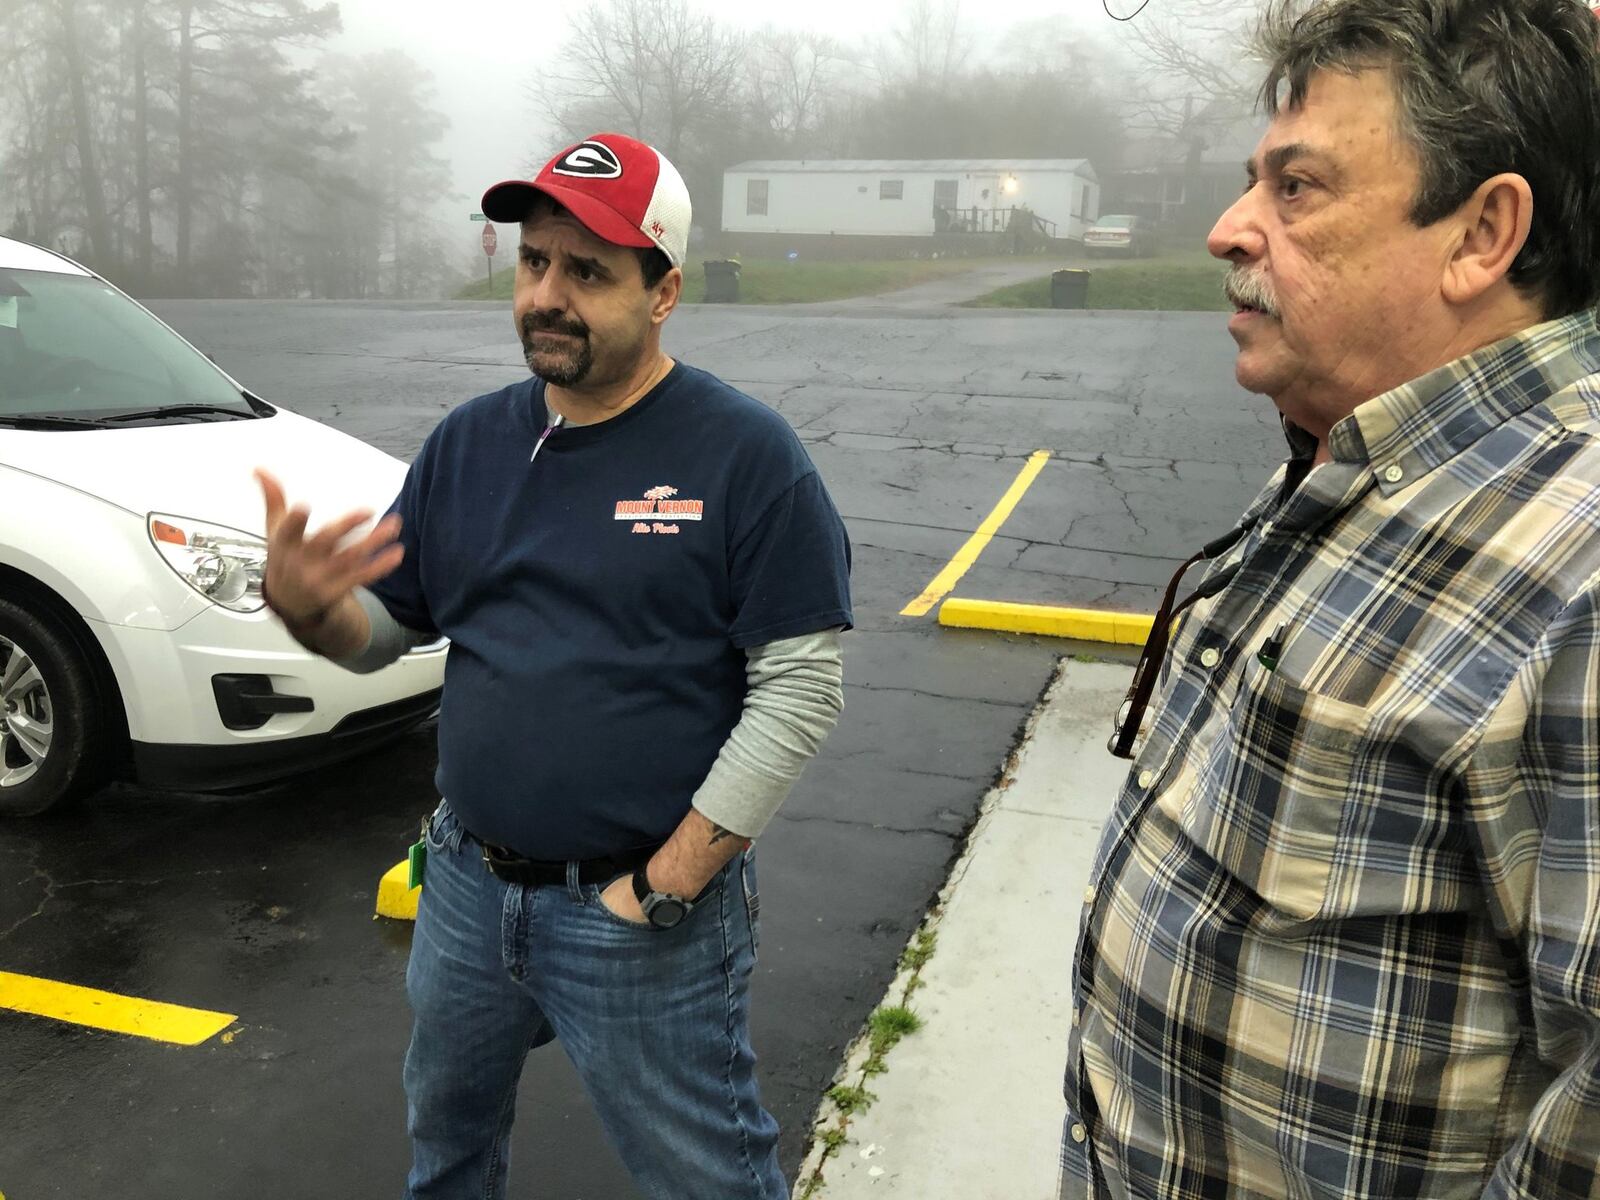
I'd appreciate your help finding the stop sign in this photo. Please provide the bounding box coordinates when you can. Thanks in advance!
[481,224,498,256]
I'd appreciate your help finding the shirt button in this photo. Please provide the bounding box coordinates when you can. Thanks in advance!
[1071,1008,1080,1028]
[1137,769,1155,788]
[1199,647,1220,668]
[1383,464,1404,484]
[1083,885,1097,905]
[1071,1123,1087,1143]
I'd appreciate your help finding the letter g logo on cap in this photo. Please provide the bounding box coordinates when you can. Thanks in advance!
[553,141,623,179]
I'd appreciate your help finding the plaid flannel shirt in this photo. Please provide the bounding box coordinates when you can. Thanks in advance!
[1063,310,1600,1200]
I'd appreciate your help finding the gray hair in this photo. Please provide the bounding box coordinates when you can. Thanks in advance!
[1257,0,1600,318]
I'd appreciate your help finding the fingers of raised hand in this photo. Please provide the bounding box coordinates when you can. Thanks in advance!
[350,542,406,589]
[304,508,376,555]
[311,511,395,568]
[277,504,311,549]
[356,513,403,557]
[255,468,287,531]
[323,519,405,592]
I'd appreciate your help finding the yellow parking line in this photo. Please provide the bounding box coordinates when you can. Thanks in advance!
[376,860,420,922]
[0,971,235,1046]
[901,450,1053,617]
[938,599,1155,645]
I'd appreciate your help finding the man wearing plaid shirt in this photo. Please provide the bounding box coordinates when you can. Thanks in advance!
[1064,2,1600,1197]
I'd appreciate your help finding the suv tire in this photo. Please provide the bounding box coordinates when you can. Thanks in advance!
[0,596,110,816]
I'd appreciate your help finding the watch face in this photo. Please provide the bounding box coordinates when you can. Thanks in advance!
[648,897,689,929]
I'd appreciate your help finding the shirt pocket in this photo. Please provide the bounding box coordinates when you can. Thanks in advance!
[1180,669,1376,922]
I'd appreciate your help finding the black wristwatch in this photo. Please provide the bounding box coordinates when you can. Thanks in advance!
[631,865,693,929]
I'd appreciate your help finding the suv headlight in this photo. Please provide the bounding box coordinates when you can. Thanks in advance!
[148,513,266,613]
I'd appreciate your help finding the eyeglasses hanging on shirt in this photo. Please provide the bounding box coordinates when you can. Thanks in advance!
[530,411,565,464]
[1108,522,1254,760]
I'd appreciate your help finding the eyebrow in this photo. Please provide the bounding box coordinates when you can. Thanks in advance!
[518,243,612,279]
[1245,142,1336,182]
[566,253,610,279]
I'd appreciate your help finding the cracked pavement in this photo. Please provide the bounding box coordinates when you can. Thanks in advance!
[0,297,1278,1199]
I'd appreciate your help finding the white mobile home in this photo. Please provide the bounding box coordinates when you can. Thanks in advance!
[721,159,1100,245]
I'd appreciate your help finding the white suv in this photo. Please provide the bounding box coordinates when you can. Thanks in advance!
[0,237,446,815]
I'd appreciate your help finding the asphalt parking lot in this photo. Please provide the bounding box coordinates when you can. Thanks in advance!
[0,294,1278,1198]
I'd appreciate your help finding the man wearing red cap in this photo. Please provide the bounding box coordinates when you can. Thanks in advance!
[254,132,852,1199]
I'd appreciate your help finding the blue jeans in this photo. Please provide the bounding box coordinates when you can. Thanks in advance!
[402,801,787,1200]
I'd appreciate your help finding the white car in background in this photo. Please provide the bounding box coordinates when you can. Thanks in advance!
[1083,213,1160,258]
[0,236,445,816]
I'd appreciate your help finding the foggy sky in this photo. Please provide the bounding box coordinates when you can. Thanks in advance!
[329,0,1111,259]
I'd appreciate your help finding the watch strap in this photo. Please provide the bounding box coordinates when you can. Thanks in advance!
[632,864,694,928]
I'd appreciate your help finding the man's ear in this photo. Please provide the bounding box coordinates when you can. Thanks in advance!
[1441,172,1533,306]
[651,267,683,325]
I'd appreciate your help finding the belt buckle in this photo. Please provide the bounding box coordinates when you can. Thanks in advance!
[481,843,524,878]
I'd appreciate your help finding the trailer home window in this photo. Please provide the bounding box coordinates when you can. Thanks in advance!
[880,180,904,201]
[747,179,769,216]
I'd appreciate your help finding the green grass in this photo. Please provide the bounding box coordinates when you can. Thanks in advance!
[962,251,1231,312]
[799,973,933,1193]
[455,268,510,301]
[457,254,1023,305]
[867,1005,924,1058]
[825,1083,878,1115]
[897,930,938,972]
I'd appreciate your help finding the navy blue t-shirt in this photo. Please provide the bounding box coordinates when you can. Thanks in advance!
[367,363,853,859]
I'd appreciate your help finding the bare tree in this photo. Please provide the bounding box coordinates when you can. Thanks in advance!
[650,1,745,160]
[1107,0,1264,142]
[536,0,744,161]
[745,28,855,151]
[995,16,1127,84]
[1091,0,1269,234]
[880,0,974,89]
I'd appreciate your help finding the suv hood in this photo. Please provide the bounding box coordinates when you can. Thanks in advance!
[0,408,408,535]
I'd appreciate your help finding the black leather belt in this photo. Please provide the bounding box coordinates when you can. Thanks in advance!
[479,841,657,887]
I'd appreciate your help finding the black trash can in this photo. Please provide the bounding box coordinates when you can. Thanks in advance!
[1051,268,1090,309]
[703,259,742,303]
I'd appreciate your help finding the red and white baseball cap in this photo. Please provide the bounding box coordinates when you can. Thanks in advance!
[481,132,691,268]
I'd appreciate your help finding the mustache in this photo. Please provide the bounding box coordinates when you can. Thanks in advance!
[1223,268,1280,318]
[520,311,590,340]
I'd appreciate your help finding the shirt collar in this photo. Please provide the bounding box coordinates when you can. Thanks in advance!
[1316,309,1600,497]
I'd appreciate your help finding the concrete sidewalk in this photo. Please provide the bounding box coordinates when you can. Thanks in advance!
[798,658,1128,1199]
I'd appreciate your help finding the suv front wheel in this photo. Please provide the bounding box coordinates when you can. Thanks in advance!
[0,597,111,816]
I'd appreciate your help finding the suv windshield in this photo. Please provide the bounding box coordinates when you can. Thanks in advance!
[0,268,255,421]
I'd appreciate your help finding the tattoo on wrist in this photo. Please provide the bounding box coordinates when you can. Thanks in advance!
[708,823,751,849]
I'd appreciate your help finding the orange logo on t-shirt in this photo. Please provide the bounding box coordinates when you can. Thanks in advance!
[615,485,704,532]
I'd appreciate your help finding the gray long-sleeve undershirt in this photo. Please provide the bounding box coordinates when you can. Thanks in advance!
[335,588,843,838]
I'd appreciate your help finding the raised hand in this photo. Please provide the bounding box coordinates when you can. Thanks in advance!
[254,467,404,627]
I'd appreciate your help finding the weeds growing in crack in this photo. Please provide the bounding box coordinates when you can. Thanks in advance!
[898,931,937,973]
[825,1084,877,1116]
[800,962,933,1194]
[868,1005,924,1056]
